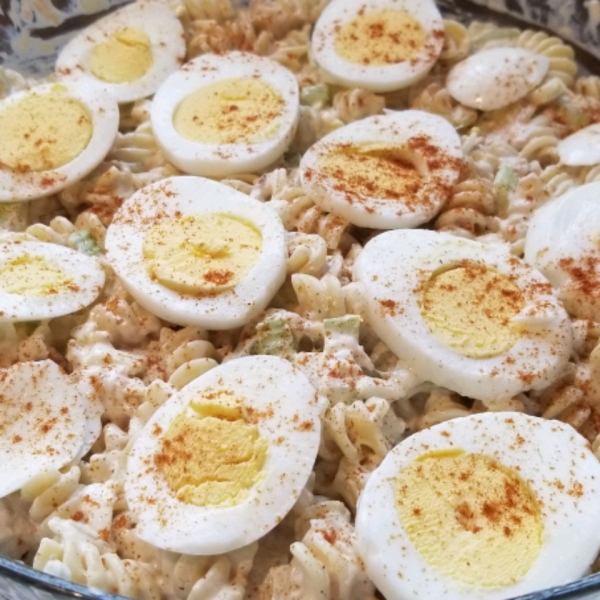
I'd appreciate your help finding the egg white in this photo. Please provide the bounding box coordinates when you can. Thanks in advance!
[0,82,119,202]
[299,111,463,229]
[356,412,600,600]
[558,124,600,166]
[525,181,600,321]
[0,240,105,322]
[151,52,300,177]
[55,0,185,104]
[447,48,549,111]
[311,0,444,92]
[0,360,100,498]
[353,230,572,402]
[125,355,322,555]
[104,176,287,329]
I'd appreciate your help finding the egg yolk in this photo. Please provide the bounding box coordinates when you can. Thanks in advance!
[142,213,262,295]
[0,87,92,172]
[173,78,285,144]
[317,143,424,200]
[154,396,268,507]
[419,264,525,358]
[395,449,543,587]
[90,27,153,84]
[0,255,74,296]
[335,9,426,66]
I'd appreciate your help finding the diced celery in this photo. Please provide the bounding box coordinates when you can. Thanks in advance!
[300,84,330,106]
[493,164,518,214]
[494,164,518,190]
[324,315,361,340]
[68,230,101,256]
[251,316,295,359]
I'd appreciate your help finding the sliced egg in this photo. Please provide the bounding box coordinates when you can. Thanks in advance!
[0,81,119,202]
[0,360,101,498]
[0,240,105,321]
[300,111,463,229]
[353,230,571,403]
[311,0,444,92]
[356,412,600,600]
[447,48,549,111]
[151,52,299,177]
[125,355,321,555]
[55,0,185,104]
[525,182,600,321]
[558,123,600,166]
[105,176,287,329]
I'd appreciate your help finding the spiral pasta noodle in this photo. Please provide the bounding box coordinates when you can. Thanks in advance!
[183,0,235,22]
[410,79,478,128]
[332,88,385,124]
[575,75,600,99]
[515,30,578,88]
[440,19,470,63]
[434,177,497,237]
[187,18,272,58]
[263,500,375,600]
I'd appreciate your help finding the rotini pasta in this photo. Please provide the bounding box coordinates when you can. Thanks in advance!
[434,177,498,237]
[331,87,384,124]
[439,19,470,63]
[262,500,375,600]
[409,78,478,128]
[515,30,578,88]
[183,0,236,23]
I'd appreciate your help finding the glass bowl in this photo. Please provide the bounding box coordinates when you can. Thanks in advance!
[1,0,600,598]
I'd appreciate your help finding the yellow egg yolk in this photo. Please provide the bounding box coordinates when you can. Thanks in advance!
[0,87,92,172]
[90,27,153,84]
[335,9,426,66]
[317,143,424,200]
[419,264,525,358]
[154,396,268,507]
[0,255,74,296]
[173,78,285,144]
[395,449,543,587]
[142,213,262,295]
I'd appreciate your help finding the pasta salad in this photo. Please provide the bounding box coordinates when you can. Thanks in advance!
[1,0,600,598]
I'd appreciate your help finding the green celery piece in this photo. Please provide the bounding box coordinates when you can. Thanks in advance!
[493,164,518,215]
[68,230,101,256]
[324,315,361,340]
[300,84,330,106]
[252,316,295,359]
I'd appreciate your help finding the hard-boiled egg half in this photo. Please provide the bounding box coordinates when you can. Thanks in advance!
[558,123,600,166]
[311,0,444,92]
[299,111,463,229]
[525,182,600,321]
[151,52,300,177]
[353,230,571,403]
[0,240,105,321]
[0,82,119,201]
[125,355,321,555]
[55,0,185,104]
[0,360,102,498]
[356,412,600,600]
[447,48,549,111]
[105,176,287,329]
